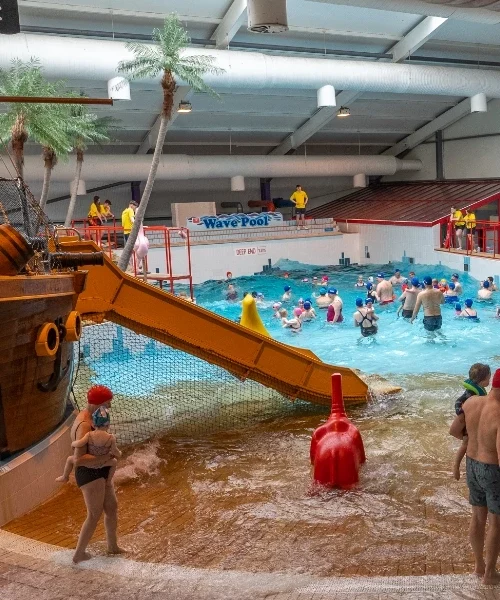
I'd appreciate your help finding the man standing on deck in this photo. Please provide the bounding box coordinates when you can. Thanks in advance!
[450,368,500,585]
[290,184,308,230]
[121,200,138,244]
[410,275,444,332]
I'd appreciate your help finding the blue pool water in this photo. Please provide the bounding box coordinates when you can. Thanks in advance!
[190,261,500,377]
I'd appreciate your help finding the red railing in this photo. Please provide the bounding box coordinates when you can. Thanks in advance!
[441,219,500,257]
[66,220,194,299]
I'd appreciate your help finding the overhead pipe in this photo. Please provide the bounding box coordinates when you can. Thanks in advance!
[310,0,500,24]
[2,34,500,98]
[0,155,422,184]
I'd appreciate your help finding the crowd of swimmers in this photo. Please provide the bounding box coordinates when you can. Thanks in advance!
[224,268,499,339]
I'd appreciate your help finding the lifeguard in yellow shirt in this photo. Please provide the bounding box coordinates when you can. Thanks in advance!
[121,200,138,243]
[290,184,309,229]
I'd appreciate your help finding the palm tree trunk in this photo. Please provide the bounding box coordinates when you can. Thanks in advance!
[118,115,168,271]
[39,148,57,212]
[11,137,25,180]
[65,150,84,228]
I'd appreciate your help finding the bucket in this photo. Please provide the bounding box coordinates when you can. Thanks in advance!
[0,223,35,276]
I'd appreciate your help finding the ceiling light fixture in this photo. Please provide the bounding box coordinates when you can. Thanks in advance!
[177,101,192,113]
[337,106,350,118]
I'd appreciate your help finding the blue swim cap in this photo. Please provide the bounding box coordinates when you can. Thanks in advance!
[452,273,459,279]
[303,301,311,310]
[328,288,337,294]
[411,277,419,287]
[319,287,327,295]
[455,303,462,311]
[366,282,373,290]
[284,285,291,292]
[305,297,312,303]
[423,276,432,286]
[365,298,374,304]
[394,269,400,274]
[483,280,490,288]
[92,406,110,428]
[377,273,385,278]
[465,298,473,307]
[448,282,455,290]
[355,298,364,307]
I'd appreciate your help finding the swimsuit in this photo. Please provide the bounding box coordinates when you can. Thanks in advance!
[327,306,343,323]
[423,315,442,331]
[379,299,394,306]
[466,457,500,514]
[462,309,478,320]
[402,309,413,318]
[355,310,377,337]
[75,466,111,488]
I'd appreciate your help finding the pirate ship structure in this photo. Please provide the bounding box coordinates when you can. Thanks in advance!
[0,177,102,457]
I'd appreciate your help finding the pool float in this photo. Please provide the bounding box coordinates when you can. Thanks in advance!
[134,225,149,260]
[240,294,270,337]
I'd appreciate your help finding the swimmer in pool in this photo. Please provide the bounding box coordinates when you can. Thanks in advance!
[432,278,439,289]
[411,275,444,332]
[487,276,497,291]
[353,297,378,337]
[256,292,265,305]
[282,285,292,302]
[354,275,365,288]
[389,269,404,287]
[397,277,419,318]
[366,282,379,304]
[297,298,305,313]
[326,288,343,323]
[320,275,329,286]
[300,300,316,321]
[478,280,493,301]
[179,290,195,303]
[281,307,302,331]
[272,302,282,318]
[376,273,394,305]
[451,273,463,296]
[444,282,459,303]
[460,298,479,320]
[315,287,331,309]
[226,284,238,301]
[455,303,462,316]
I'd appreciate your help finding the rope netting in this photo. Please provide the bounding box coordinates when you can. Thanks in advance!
[72,321,321,445]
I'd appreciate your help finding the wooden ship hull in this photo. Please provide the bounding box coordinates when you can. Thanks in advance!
[0,271,87,455]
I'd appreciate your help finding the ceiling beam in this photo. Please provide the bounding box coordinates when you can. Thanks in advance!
[382,98,473,156]
[136,86,191,154]
[390,16,448,63]
[269,16,448,156]
[210,0,247,49]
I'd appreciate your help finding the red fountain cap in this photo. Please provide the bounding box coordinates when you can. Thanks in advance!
[87,384,113,405]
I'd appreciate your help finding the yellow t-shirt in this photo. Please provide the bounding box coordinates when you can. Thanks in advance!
[100,205,111,217]
[452,210,465,226]
[121,207,135,234]
[88,202,100,218]
[290,190,308,209]
[465,212,476,229]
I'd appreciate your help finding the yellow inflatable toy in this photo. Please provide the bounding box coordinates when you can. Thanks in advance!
[240,294,270,337]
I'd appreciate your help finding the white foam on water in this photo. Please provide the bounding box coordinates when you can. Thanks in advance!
[114,440,164,485]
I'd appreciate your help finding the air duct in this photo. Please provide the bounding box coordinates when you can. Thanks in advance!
[471,92,487,113]
[247,0,288,33]
[2,34,500,99]
[307,0,500,24]
[0,155,421,184]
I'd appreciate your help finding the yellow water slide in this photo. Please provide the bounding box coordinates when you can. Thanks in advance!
[66,240,367,407]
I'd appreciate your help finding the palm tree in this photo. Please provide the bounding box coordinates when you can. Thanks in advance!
[0,59,72,179]
[117,14,223,272]
[64,110,114,227]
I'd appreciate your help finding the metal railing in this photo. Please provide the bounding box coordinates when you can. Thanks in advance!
[441,219,500,258]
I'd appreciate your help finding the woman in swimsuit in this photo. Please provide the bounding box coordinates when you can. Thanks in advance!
[353,298,379,337]
[71,385,122,564]
[459,298,479,320]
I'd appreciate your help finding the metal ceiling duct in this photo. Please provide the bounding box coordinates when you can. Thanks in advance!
[307,0,500,24]
[0,155,421,183]
[2,34,500,98]
[247,0,289,33]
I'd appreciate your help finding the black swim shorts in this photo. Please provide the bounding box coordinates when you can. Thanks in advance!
[75,466,111,488]
[296,208,306,215]
[423,315,442,331]
[361,325,377,337]
[402,309,413,319]
[466,457,500,514]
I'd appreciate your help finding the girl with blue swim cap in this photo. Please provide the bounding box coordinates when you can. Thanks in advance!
[459,298,479,320]
[301,300,316,321]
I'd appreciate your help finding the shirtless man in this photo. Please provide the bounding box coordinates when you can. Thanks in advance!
[410,275,444,332]
[389,269,404,287]
[398,277,419,318]
[376,273,394,305]
[449,368,500,585]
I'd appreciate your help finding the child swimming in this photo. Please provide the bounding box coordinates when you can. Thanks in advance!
[56,407,121,486]
[272,302,282,318]
[300,300,316,321]
[354,275,365,288]
[282,285,292,302]
[226,284,238,301]
[451,363,491,480]
[280,307,302,331]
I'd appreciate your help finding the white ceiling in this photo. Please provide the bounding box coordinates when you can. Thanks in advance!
[9,0,500,160]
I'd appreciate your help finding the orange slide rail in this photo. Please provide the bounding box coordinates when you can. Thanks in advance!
[65,240,368,407]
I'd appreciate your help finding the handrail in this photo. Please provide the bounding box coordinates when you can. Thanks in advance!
[441,218,500,257]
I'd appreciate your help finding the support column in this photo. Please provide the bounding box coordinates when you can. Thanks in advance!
[131,181,141,202]
[436,130,444,181]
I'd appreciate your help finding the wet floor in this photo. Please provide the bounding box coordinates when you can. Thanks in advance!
[4,373,480,577]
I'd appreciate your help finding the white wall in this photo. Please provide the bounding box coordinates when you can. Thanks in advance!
[386,98,500,183]
[130,232,361,284]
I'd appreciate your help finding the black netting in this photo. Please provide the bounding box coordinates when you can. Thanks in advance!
[0,177,51,239]
[72,322,320,445]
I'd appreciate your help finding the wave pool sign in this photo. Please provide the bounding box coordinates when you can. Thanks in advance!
[187,212,283,230]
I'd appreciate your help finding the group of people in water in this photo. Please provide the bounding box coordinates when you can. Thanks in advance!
[226,268,498,339]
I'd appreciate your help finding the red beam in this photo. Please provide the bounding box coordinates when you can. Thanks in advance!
[0,96,113,105]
